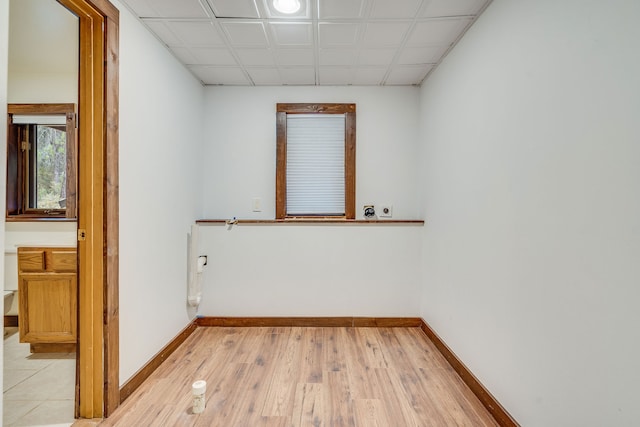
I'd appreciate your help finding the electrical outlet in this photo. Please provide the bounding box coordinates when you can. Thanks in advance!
[379,205,393,218]
[252,198,262,212]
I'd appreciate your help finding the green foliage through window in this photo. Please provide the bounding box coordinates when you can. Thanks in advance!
[34,125,67,209]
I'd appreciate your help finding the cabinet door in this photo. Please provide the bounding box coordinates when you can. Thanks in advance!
[18,273,77,343]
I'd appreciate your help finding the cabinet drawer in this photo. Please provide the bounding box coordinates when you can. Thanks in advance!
[18,250,46,272]
[50,251,77,272]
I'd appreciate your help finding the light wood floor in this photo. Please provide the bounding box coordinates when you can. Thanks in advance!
[99,327,497,426]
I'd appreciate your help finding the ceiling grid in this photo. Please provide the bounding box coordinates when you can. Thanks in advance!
[120,0,492,86]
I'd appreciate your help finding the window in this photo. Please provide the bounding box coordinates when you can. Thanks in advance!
[6,104,77,219]
[276,103,356,219]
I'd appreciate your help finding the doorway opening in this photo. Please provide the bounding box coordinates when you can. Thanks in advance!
[4,2,79,425]
[3,0,119,421]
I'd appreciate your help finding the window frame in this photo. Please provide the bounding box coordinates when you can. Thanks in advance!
[276,103,356,220]
[6,103,77,220]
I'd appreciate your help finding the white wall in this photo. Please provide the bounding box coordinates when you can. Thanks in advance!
[114,0,205,384]
[0,0,9,419]
[198,224,423,317]
[197,86,423,317]
[418,0,640,425]
[7,0,78,103]
[202,86,421,220]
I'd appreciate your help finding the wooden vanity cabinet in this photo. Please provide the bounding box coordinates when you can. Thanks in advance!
[17,246,77,353]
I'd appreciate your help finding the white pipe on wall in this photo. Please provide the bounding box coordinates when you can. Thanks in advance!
[187,224,204,307]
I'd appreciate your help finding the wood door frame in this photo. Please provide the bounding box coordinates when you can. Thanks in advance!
[56,0,119,418]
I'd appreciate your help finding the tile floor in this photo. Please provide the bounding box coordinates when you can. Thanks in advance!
[3,327,76,427]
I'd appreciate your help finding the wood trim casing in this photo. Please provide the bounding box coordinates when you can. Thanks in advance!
[103,12,120,417]
[7,103,75,114]
[275,103,356,220]
[85,0,119,20]
[55,0,119,419]
[119,321,198,403]
[77,2,106,417]
[65,109,77,219]
[344,111,356,219]
[196,317,423,328]
[419,319,520,427]
[275,111,287,219]
[276,103,356,114]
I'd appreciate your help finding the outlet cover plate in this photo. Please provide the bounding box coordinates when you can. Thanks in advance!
[379,205,393,218]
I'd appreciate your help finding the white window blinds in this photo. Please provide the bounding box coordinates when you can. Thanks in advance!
[11,115,67,125]
[286,114,345,216]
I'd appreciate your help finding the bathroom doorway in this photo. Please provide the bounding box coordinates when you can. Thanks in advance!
[3,0,119,421]
[3,1,79,425]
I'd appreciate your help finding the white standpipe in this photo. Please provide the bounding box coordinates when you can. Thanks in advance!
[188,224,205,307]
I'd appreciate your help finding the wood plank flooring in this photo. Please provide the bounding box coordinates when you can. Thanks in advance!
[99,327,498,426]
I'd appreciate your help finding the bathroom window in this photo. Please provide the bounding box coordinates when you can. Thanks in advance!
[276,103,356,219]
[6,104,77,219]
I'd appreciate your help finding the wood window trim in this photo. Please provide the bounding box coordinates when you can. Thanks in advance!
[276,103,356,220]
[6,103,77,220]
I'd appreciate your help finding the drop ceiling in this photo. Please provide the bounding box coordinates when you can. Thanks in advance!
[119,0,492,86]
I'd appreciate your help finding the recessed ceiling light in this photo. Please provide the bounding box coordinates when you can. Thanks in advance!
[273,0,301,14]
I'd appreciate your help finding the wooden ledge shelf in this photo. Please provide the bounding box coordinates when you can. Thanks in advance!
[196,219,424,225]
[6,217,78,223]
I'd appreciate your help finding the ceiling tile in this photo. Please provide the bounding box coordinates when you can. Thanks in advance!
[236,48,276,66]
[167,21,226,46]
[362,22,412,47]
[279,67,316,85]
[318,0,365,19]
[275,48,314,66]
[406,18,472,46]
[190,47,238,65]
[120,0,156,17]
[319,49,357,66]
[189,66,250,84]
[126,0,210,18]
[143,20,182,46]
[207,0,260,18]
[246,67,282,85]
[396,46,446,64]
[421,0,488,18]
[318,23,360,48]
[353,67,387,85]
[221,21,270,47]
[319,67,354,85]
[270,23,313,46]
[385,65,432,85]
[358,48,396,66]
[370,0,421,19]
[169,46,198,64]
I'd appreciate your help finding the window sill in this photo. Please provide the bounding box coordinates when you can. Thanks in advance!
[196,218,424,225]
[6,216,77,223]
